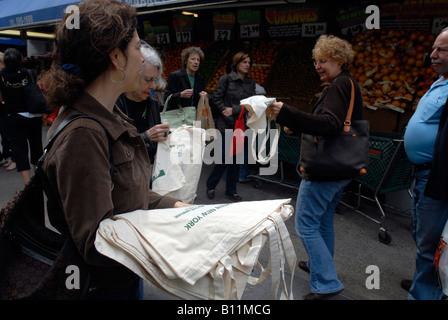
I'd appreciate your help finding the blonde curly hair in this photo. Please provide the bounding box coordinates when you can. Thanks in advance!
[312,35,354,71]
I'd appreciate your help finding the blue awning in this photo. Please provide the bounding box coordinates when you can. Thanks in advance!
[0,0,223,30]
[0,0,81,30]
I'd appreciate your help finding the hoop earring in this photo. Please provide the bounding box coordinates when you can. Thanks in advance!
[109,67,126,83]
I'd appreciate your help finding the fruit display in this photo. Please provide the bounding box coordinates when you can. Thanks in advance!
[247,40,280,87]
[350,29,438,112]
[205,39,282,92]
[263,38,320,101]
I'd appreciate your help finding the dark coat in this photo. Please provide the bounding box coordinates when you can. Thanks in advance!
[276,71,363,137]
[163,68,205,111]
[276,72,364,181]
[0,67,30,115]
[211,71,256,132]
[425,97,448,200]
[43,92,178,288]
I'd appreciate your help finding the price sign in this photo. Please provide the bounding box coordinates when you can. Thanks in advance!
[176,31,191,43]
[240,24,260,38]
[156,33,170,45]
[215,29,231,41]
[302,22,326,37]
[433,18,448,34]
[341,24,367,37]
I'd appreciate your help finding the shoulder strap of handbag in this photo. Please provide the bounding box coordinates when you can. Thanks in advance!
[343,77,355,133]
[34,114,114,236]
[39,114,114,176]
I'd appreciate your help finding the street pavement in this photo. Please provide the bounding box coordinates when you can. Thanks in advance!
[0,125,417,301]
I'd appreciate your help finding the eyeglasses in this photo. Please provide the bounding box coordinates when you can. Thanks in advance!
[313,59,328,67]
[142,77,156,84]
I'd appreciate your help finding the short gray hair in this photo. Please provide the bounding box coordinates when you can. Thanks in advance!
[140,40,165,89]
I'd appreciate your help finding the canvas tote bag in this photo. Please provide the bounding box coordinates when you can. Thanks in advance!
[240,95,280,165]
[94,199,297,300]
[161,94,197,129]
[151,125,205,203]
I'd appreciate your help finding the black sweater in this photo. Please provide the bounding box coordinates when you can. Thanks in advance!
[276,71,363,137]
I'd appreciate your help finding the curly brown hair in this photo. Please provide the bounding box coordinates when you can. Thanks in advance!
[312,35,354,72]
[44,0,137,107]
[181,46,204,69]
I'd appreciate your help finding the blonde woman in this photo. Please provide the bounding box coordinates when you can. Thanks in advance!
[269,35,363,300]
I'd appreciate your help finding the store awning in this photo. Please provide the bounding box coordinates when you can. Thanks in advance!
[0,0,232,30]
[0,0,81,30]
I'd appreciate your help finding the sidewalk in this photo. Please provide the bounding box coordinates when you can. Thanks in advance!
[0,125,416,300]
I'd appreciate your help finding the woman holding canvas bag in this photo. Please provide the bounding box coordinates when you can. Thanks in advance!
[268,35,366,300]
[41,0,190,300]
[206,51,255,202]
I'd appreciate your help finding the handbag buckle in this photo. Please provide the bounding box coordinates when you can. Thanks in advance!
[343,120,351,133]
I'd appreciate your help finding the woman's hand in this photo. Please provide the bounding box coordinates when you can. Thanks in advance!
[146,123,170,142]
[284,126,293,135]
[222,107,233,117]
[267,101,284,119]
[180,89,193,99]
[173,201,193,208]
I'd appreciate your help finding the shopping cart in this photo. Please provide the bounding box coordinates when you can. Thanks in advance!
[341,131,414,244]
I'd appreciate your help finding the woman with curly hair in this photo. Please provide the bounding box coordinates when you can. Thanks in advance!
[163,46,207,111]
[269,35,363,300]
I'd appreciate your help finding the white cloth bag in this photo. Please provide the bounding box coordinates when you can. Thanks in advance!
[94,199,297,300]
[151,125,205,203]
[240,95,280,165]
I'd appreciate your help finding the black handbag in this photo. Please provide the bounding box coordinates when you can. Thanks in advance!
[23,69,53,114]
[0,114,111,300]
[299,78,369,180]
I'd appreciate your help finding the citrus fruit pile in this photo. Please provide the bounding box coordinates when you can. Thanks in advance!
[351,29,439,112]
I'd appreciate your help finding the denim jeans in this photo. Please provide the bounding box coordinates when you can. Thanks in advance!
[295,178,351,294]
[408,169,448,300]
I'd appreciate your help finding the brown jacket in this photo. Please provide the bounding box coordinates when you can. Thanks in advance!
[43,92,178,269]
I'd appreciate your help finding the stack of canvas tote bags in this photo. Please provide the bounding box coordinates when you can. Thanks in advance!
[94,199,297,300]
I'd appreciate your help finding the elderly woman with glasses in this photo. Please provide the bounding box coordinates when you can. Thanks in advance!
[268,35,364,300]
[116,41,170,164]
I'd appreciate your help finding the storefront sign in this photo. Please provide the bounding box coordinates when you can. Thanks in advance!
[238,9,261,39]
[265,5,320,38]
[173,14,193,43]
[213,12,235,41]
[302,22,326,37]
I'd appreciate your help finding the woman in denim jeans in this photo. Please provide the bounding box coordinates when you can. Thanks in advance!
[268,35,363,300]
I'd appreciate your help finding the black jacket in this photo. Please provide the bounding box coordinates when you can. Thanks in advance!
[0,67,31,116]
[276,71,363,137]
[425,97,448,200]
[116,94,162,163]
[163,68,205,111]
[211,71,256,132]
